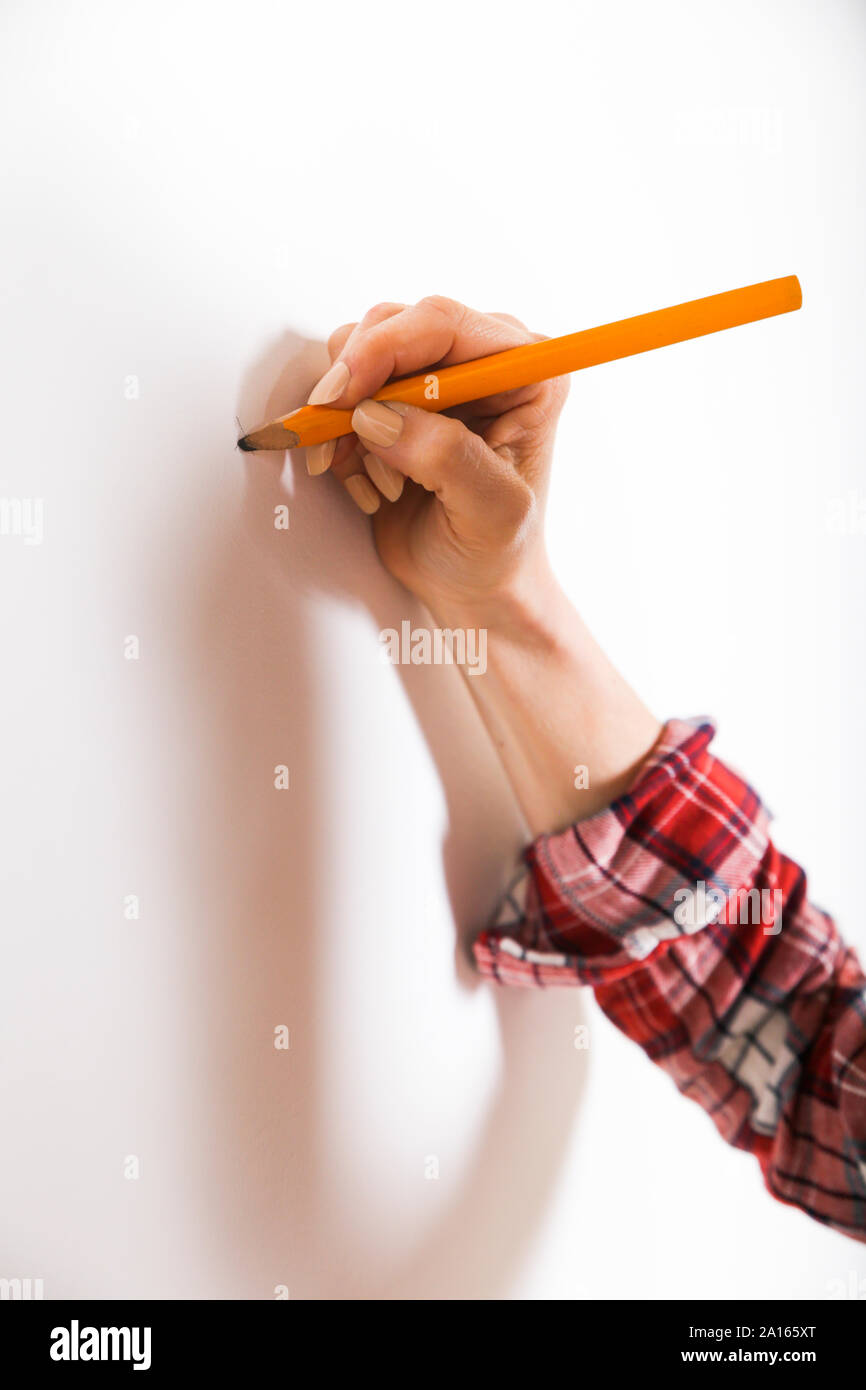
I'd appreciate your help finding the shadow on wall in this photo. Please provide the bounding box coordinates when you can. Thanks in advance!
[178,331,589,1299]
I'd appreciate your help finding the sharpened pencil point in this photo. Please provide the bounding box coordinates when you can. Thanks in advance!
[234,421,302,452]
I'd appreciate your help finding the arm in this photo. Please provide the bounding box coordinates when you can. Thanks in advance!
[307,294,866,1243]
[427,568,661,832]
[474,714,866,1244]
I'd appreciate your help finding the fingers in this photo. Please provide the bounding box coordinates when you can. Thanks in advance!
[305,304,406,478]
[303,297,549,513]
[443,381,552,425]
[481,381,569,492]
[310,302,407,407]
[324,428,406,514]
[323,303,406,388]
[306,325,355,477]
[325,321,356,363]
[329,445,382,515]
[312,296,536,412]
[350,399,530,535]
[360,452,405,503]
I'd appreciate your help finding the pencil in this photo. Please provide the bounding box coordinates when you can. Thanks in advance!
[237,275,802,452]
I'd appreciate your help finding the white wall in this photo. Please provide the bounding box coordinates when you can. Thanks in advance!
[1,0,865,1300]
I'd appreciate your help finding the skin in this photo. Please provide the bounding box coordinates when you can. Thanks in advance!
[309,296,663,837]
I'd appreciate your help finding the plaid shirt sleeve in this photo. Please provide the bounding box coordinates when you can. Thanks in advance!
[473,717,866,1244]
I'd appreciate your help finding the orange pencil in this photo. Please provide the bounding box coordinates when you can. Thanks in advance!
[238,276,802,452]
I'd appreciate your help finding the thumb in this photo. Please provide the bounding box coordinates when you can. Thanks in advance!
[350,399,527,535]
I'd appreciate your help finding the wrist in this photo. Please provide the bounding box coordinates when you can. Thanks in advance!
[427,561,663,835]
[426,561,573,650]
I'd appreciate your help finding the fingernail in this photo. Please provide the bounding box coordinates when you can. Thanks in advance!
[306,438,336,476]
[308,360,351,405]
[351,399,405,448]
[344,474,381,514]
[363,452,404,502]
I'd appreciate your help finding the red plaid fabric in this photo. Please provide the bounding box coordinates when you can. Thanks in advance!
[473,717,866,1243]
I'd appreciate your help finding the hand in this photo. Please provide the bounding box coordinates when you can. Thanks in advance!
[305,296,569,621]
[305,294,661,835]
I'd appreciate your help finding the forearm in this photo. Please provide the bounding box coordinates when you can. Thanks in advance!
[473,715,866,1245]
[430,560,663,836]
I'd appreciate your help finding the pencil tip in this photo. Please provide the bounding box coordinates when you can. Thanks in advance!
[235,422,301,453]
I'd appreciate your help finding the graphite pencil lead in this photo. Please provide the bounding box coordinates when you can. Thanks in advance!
[236,420,301,452]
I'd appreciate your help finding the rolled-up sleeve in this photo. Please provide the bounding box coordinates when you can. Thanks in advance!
[473,717,866,1244]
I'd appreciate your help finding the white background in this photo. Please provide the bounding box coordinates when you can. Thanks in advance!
[1,0,865,1299]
